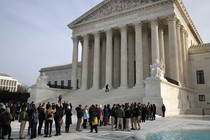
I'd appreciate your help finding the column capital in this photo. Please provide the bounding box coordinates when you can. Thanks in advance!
[71,36,79,43]
[134,21,142,27]
[105,29,112,36]
[181,25,186,32]
[82,34,89,41]
[93,31,100,38]
[167,14,177,22]
[119,25,127,32]
[184,30,188,37]
[176,20,182,28]
[150,18,158,26]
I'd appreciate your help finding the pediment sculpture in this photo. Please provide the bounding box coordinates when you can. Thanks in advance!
[77,0,161,24]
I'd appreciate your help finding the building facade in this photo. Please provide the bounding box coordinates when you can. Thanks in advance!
[66,0,210,114]
[0,73,19,92]
[38,0,210,114]
[39,63,81,89]
[68,0,202,90]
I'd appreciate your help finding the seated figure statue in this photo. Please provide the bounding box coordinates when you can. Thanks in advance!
[150,59,165,79]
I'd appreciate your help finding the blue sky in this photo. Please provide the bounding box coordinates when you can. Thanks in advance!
[0,0,209,86]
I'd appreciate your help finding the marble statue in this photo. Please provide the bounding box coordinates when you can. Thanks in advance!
[36,72,48,86]
[150,59,165,79]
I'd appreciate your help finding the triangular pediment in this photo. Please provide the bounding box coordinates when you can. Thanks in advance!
[68,0,162,28]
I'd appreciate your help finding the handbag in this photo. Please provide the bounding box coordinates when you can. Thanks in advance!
[91,117,98,126]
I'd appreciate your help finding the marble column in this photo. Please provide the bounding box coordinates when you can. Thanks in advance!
[71,37,79,90]
[177,22,184,85]
[151,18,160,64]
[120,25,128,88]
[168,15,179,83]
[100,38,106,88]
[134,22,144,87]
[81,35,89,90]
[128,31,135,87]
[105,29,113,88]
[184,30,189,87]
[159,26,165,77]
[113,35,120,88]
[92,32,100,89]
[181,26,187,86]
[159,26,165,64]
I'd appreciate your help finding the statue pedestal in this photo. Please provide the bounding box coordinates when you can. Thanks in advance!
[143,77,167,115]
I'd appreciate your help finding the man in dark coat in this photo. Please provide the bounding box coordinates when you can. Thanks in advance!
[38,103,45,135]
[162,104,166,117]
[54,105,63,136]
[75,105,83,131]
[65,106,72,133]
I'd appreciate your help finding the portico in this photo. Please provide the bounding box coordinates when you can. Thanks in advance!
[70,19,187,90]
[68,0,202,91]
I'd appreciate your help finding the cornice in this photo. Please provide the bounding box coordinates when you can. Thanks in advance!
[189,43,210,54]
[174,0,203,44]
[40,62,82,72]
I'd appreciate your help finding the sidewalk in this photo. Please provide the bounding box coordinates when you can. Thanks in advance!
[8,115,210,140]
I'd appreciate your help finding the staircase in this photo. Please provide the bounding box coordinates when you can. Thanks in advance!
[42,87,146,108]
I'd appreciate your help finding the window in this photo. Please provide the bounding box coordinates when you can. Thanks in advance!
[68,80,71,89]
[199,95,205,102]
[196,70,205,84]
[48,81,51,87]
[54,81,57,88]
[61,80,64,89]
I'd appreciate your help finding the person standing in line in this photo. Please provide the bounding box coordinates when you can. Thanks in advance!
[110,104,116,130]
[44,105,54,137]
[134,105,141,130]
[65,106,72,133]
[98,105,104,126]
[116,105,125,131]
[130,104,135,130]
[82,105,89,129]
[124,104,131,131]
[103,105,109,126]
[89,105,98,133]
[19,105,29,139]
[0,104,12,139]
[30,107,39,139]
[54,104,63,136]
[162,104,166,117]
[152,104,156,120]
[27,103,35,136]
[75,105,83,132]
[38,103,45,136]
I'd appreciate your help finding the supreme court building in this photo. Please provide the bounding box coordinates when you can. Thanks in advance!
[38,0,210,115]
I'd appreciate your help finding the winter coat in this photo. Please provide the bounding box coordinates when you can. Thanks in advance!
[19,111,29,122]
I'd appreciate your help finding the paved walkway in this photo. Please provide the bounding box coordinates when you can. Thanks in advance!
[7,115,210,140]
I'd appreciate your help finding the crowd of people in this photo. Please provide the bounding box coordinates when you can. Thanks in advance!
[0,99,166,139]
